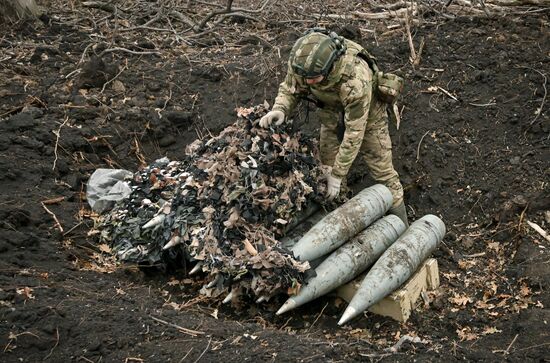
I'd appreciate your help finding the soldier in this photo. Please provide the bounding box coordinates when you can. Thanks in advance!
[259,29,408,227]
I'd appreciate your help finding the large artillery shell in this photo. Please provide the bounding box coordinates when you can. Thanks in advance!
[338,214,446,325]
[277,215,406,315]
[291,184,393,261]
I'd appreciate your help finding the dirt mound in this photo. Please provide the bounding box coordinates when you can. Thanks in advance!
[0,1,548,362]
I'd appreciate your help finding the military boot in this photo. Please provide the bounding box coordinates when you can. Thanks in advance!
[390,202,409,228]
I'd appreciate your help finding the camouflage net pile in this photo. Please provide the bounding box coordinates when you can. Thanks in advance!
[96,105,326,299]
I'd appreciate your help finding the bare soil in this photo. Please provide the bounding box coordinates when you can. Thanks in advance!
[1,2,549,362]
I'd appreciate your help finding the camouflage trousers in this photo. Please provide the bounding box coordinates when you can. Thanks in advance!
[318,98,404,207]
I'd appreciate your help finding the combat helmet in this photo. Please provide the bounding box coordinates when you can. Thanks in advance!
[289,29,346,79]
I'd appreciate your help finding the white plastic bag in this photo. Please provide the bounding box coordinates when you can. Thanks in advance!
[87,169,133,213]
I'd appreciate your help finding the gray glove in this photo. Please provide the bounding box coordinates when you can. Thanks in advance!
[259,110,285,128]
[325,174,342,201]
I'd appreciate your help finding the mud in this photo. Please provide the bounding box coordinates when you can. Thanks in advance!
[1,5,549,363]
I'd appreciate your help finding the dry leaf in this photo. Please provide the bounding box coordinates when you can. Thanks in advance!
[112,80,125,93]
[519,284,531,297]
[223,208,240,228]
[167,279,180,286]
[482,327,502,335]
[210,308,219,319]
[450,294,473,306]
[242,239,258,256]
[16,287,34,300]
[98,244,112,253]
[457,327,478,341]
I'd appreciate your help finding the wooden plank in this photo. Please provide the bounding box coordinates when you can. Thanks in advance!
[336,258,439,322]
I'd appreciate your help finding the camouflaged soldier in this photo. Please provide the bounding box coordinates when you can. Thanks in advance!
[259,30,408,226]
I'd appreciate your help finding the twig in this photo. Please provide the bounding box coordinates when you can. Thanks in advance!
[169,10,196,28]
[63,221,84,237]
[179,347,194,362]
[307,302,328,333]
[515,342,550,352]
[463,252,486,258]
[43,327,59,361]
[416,130,430,162]
[522,67,547,125]
[41,202,64,233]
[404,12,418,67]
[119,7,165,32]
[359,352,394,358]
[469,101,496,107]
[82,1,119,13]
[156,89,173,118]
[387,335,428,353]
[504,333,519,355]
[518,204,528,231]
[150,316,205,336]
[41,197,65,205]
[99,47,161,57]
[52,116,69,171]
[193,336,212,363]
[231,0,272,14]
[437,86,459,101]
[100,61,128,94]
[355,6,415,19]
[526,220,550,242]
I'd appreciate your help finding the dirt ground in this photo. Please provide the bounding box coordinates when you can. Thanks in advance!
[1,1,549,362]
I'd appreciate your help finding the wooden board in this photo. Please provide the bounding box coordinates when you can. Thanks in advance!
[336,258,439,322]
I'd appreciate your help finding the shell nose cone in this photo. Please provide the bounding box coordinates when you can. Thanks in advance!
[338,306,357,326]
[276,299,296,315]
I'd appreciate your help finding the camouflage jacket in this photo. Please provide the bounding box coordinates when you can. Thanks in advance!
[272,39,377,179]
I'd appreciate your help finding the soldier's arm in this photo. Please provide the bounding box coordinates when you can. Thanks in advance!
[272,67,301,116]
[331,77,372,179]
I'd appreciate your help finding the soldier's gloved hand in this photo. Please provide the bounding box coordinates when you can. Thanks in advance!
[326,174,342,201]
[259,110,285,128]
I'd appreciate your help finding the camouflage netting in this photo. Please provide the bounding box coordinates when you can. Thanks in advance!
[95,104,326,299]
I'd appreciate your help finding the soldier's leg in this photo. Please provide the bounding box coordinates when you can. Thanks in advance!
[318,107,341,167]
[360,101,407,225]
